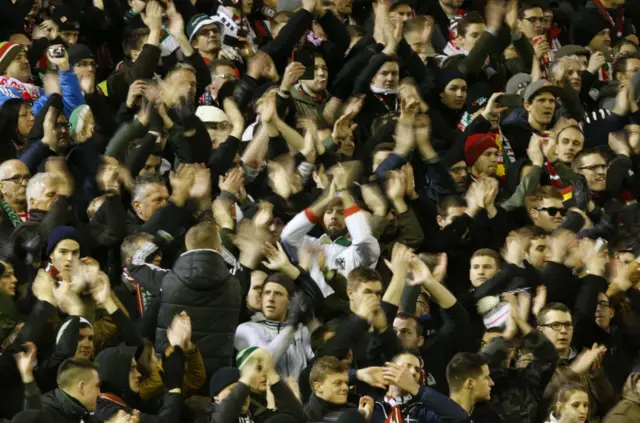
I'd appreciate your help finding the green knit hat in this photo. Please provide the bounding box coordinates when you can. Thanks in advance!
[236,347,259,369]
[69,104,91,140]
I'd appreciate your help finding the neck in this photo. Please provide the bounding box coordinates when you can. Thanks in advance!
[450,391,474,415]
[528,114,548,132]
[201,50,217,61]
[3,198,26,213]
[388,386,408,397]
[557,347,571,359]
[301,82,322,98]
[440,0,458,16]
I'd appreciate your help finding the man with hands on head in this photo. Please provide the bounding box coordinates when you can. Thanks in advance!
[202,348,302,423]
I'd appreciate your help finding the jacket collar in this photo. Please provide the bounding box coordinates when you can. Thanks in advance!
[55,389,90,418]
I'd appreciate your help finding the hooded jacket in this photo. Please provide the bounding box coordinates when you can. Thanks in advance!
[156,249,242,377]
[42,388,99,423]
[603,372,640,423]
[94,346,183,423]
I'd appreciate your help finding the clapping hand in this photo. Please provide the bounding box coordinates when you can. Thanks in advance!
[13,342,37,383]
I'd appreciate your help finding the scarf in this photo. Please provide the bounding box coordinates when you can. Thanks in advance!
[122,269,151,317]
[370,85,398,96]
[545,161,563,188]
[306,31,325,47]
[0,197,24,228]
[447,9,467,40]
[383,394,413,423]
[0,76,41,101]
[592,0,625,37]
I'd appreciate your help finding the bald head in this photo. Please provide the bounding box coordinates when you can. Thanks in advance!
[0,160,30,211]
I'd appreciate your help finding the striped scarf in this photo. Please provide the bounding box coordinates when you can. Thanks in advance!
[0,197,23,228]
[383,394,413,423]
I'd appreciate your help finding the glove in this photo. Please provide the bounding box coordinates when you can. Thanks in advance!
[161,346,185,391]
[285,292,313,327]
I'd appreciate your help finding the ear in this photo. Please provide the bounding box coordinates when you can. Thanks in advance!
[436,215,445,229]
[313,381,321,394]
[465,377,475,390]
[417,335,425,348]
[213,395,220,404]
[524,100,532,112]
[529,208,539,222]
[347,287,354,300]
[133,200,141,213]
[610,307,615,319]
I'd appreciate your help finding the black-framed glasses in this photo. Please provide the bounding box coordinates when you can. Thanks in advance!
[535,207,567,217]
[540,322,573,331]
[597,301,611,308]
[76,60,98,69]
[0,175,30,184]
[523,17,544,24]
[578,164,607,172]
[55,122,70,131]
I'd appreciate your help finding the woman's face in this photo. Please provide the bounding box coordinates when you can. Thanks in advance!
[17,103,35,138]
[558,391,589,423]
[0,262,18,297]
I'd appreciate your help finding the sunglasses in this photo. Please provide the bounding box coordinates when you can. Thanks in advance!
[535,207,567,217]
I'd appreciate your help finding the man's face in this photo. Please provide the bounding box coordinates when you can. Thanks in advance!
[372,61,400,91]
[331,0,352,15]
[301,56,329,94]
[348,281,383,312]
[167,69,197,106]
[588,29,611,53]
[261,282,289,322]
[469,255,498,287]
[525,92,556,126]
[4,50,30,83]
[449,161,469,193]
[471,147,498,177]
[564,60,582,92]
[80,370,101,412]
[393,354,422,385]
[56,115,70,150]
[60,30,79,46]
[595,292,614,329]
[215,383,251,414]
[557,127,584,163]
[390,4,413,24]
[617,58,640,82]
[29,176,58,211]
[455,23,486,52]
[437,205,466,229]
[539,310,573,351]
[314,372,349,404]
[471,365,493,402]
[393,317,423,350]
[441,79,467,110]
[526,237,550,270]
[211,64,237,94]
[74,59,97,85]
[520,7,544,39]
[441,0,464,10]
[323,204,346,239]
[242,0,254,15]
[206,121,232,148]
[75,326,95,360]
[405,30,427,62]
[129,358,142,393]
[575,153,607,192]
[0,262,17,296]
[247,270,267,311]
[134,183,169,221]
[140,155,162,176]
[194,25,221,54]
[0,161,30,207]
[531,198,565,231]
[50,239,80,279]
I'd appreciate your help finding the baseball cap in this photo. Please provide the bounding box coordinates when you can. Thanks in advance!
[523,80,563,103]
[186,14,219,43]
[196,106,229,123]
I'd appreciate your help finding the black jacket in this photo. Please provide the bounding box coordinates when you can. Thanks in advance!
[42,389,100,423]
[303,394,365,423]
[156,249,241,377]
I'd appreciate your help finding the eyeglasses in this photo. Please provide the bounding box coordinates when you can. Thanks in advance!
[55,122,70,131]
[0,175,30,184]
[597,301,611,308]
[76,60,98,69]
[578,164,607,172]
[535,207,567,217]
[540,322,573,331]
[523,17,544,24]
[214,73,236,81]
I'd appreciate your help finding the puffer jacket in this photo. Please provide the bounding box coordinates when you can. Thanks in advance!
[156,249,241,377]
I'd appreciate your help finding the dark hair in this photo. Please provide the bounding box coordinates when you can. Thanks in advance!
[0,98,28,147]
[613,38,640,56]
[347,266,383,291]
[57,358,98,389]
[437,195,467,217]
[553,383,588,417]
[613,52,640,79]
[525,186,563,211]
[519,0,544,17]
[395,312,422,330]
[120,232,154,265]
[571,147,606,171]
[123,27,150,58]
[471,248,501,266]
[537,302,571,326]
[209,59,236,75]
[446,352,488,392]
[457,12,485,38]
[310,356,347,390]
[310,320,342,353]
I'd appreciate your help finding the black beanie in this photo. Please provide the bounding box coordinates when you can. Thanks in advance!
[571,12,608,47]
[435,68,466,93]
[265,272,296,297]
[68,44,94,67]
[210,366,241,397]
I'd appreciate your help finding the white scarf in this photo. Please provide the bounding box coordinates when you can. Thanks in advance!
[370,84,397,95]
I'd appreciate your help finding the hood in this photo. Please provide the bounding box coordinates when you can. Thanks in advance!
[250,312,286,328]
[172,249,230,289]
[95,346,138,399]
[502,108,535,131]
[623,372,640,404]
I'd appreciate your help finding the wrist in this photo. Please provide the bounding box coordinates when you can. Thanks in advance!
[170,190,189,207]
[281,263,301,280]
[22,374,35,384]
[391,198,408,214]
[104,299,118,314]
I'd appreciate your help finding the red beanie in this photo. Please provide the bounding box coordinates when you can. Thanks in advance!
[464,133,499,166]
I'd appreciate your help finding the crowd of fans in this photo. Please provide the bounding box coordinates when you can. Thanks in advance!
[1,0,640,421]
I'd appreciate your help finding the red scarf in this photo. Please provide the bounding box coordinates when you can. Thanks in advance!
[99,393,128,407]
[592,0,625,37]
